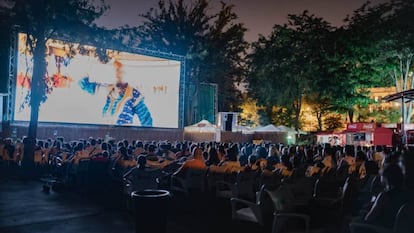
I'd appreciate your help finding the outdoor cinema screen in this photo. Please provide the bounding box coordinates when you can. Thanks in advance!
[14,33,182,128]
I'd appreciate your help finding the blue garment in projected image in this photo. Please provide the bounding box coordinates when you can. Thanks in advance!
[79,77,153,126]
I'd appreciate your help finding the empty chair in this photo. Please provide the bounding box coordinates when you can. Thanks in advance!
[206,168,236,193]
[266,183,311,233]
[259,171,283,191]
[230,185,273,229]
[170,168,207,195]
[215,171,238,199]
[216,170,259,201]
[124,168,162,194]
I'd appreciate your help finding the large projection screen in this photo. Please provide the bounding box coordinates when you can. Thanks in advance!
[14,33,182,128]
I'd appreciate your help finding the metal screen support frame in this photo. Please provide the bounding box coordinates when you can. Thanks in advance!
[7,26,18,123]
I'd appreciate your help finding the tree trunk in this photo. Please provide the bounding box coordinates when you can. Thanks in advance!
[266,106,273,124]
[316,111,323,132]
[22,32,46,178]
[348,107,354,123]
[293,97,302,132]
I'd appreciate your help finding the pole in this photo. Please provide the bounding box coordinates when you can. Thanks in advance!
[402,95,406,145]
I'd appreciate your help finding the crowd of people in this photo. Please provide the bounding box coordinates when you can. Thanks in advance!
[0,136,413,232]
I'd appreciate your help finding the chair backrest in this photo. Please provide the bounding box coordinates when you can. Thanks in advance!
[370,175,384,198]
[186,168,207,191]
[132,168,162,191]
[88,160,110,180]
[266,183,296,212]
[235,170,259,200]
[206,169,234,192]
[314,177,340,199]
[290,176,315,204]
[77,158,90,173]
[394,201,414,233]
[341,177,358,216]
[260,172,282,191]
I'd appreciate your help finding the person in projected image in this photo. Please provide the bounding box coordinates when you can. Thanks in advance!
[78,60,153,126]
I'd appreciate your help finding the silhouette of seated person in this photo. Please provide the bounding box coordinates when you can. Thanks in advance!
[205,147,221,166]
[357,160,380,211]
[84,138,103,158]
[34,140,45,165]
[400,149,414,198]
[244,154,260,172]
[173,147,207,178]
[274,153,293,177]
[306,147,335,178]
[373,145,386,170]
[133,141,145,158]
[215,145,242,173]
[145,144,174,169]
[261,154,281,177]
[355,150,368,179]
[91,150,110,162]
[112,146,136,178]
[68,142,87,165]
[352,163,409,230]
[255,145,268,170]
[123,155,161,193]
[158,142,176,161]
[238,143,254,167]
[1,138,15,161]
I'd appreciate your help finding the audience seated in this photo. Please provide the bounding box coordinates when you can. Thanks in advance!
[5,133,414,233]
[215,144,241,173]
[205,147,221,166]
[123,155,162,193]
[173,147,207,177]
[350,163,409,231]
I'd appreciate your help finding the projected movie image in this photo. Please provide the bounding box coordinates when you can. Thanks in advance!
[14,33,181,128]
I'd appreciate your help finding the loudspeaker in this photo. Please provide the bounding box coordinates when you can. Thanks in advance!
[225,113,233,131]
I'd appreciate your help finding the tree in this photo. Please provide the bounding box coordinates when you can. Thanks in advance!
[327,2,394,123]
[1,0,108,173]
[378,0,414,124]
[238,94,261,127]
[248,11,332,131]
[304,94,333,131]
[342,0,414,127]
[133,0,248,124]
[324,114,344,131]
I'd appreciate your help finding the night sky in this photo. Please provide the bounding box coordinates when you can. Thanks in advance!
[96,0,390,42]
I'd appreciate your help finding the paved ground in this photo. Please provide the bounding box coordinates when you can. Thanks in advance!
[0,175,261,233]
[0,167,343,233]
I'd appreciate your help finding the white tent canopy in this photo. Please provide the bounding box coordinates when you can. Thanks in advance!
[253,124,282,132]
[277,125,307,134]
[184,120,218,133]
[276,125,296,132]
[234,125,254,134]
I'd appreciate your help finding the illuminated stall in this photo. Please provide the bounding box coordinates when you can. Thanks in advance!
[316,131,346,146]
[344,123,376,147]
[344,122,398,147]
